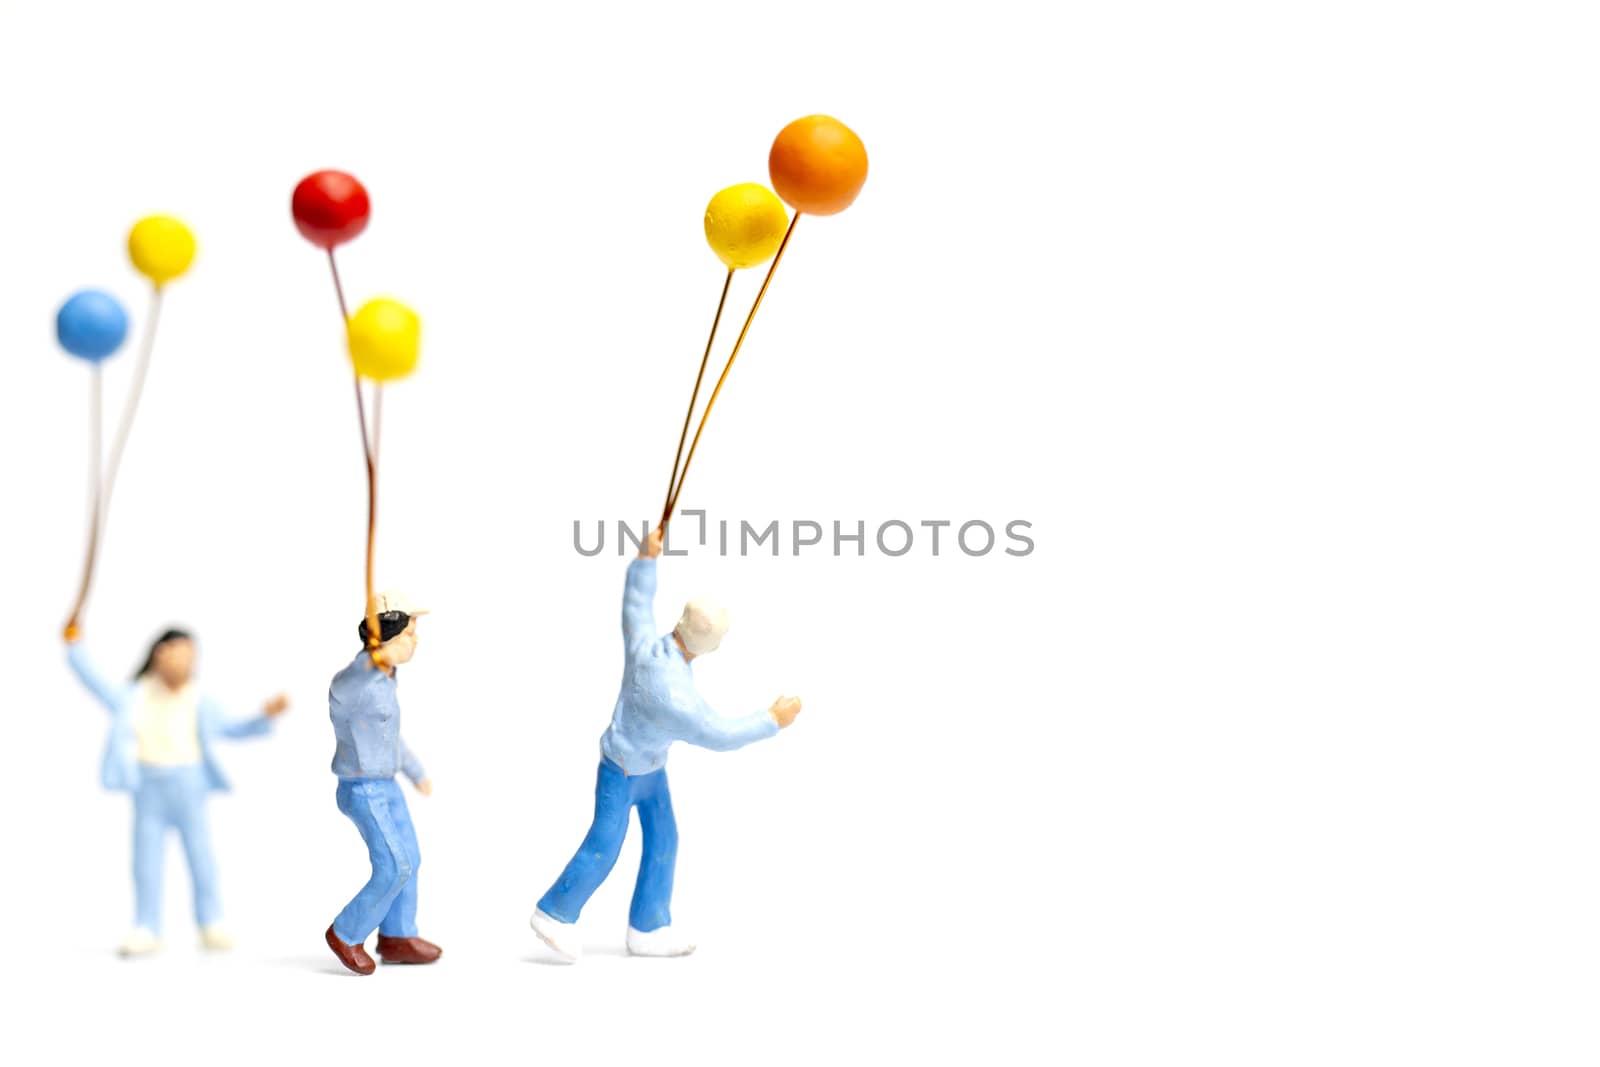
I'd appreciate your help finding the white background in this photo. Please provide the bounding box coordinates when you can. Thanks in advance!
[0,1,1595,1063]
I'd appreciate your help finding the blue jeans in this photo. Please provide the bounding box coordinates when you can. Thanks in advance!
[133,763,219,933]
[332,778,421,944]
[538,758,677,932]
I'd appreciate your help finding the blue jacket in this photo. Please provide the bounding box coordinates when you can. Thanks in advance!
[65,642,274,793]
[329,651,426,782]
[599,559,779,775]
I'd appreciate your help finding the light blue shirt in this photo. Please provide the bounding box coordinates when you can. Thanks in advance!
[599,559,779,775]
[65,642,273,792]
[329,651,426,783]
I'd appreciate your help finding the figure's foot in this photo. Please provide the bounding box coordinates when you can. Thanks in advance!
[626,925,696,958]
[199,925,235,952]
[118,928,162,957]
[529,908,582,962]
[325,925,376,975]
[376,935,442,965]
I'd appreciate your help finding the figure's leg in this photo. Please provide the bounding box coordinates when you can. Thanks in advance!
[331,780,414,945]
[378,789,422,938]
[630,769,678,934]
[132,782,166,935]
[536,760,631,923]
[174,772,222,930]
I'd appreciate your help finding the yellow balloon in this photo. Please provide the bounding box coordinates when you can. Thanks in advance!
[127,215,196,285]
[704,183,789,270]
[347,298,421,382]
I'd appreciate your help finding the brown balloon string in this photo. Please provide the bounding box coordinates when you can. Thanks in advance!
[368,385,384,662]
[63,284,165,639]
[665,212,801,520]
[328,249,386,671]
[103,286,163,520]
[63,368,103,641]
[661,268,734,530]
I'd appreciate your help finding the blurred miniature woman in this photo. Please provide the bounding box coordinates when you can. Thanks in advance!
[65,629,288,956]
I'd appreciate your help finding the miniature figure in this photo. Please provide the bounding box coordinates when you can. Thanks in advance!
[529,528,801,961]
[64,629,288,956]
[324,592,441,975]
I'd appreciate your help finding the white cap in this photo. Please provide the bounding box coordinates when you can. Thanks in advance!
[368,590,430,617]
[673,598,729,655]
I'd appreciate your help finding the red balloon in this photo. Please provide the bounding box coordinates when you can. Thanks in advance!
[292,170,371,249]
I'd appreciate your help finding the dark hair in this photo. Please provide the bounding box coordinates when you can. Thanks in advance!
[358,611,412,646]
[135,628,195,679]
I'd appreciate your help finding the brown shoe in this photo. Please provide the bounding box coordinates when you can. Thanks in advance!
[326,925,376,975]
[376,934,443,965]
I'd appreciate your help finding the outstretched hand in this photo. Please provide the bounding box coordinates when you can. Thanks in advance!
[769,696,802,729]
[263,693,291,718]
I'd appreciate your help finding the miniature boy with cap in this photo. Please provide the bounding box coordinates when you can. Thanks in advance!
[324,591,442,975]
[529,527,802,961]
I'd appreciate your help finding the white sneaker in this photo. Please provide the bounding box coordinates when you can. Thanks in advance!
[118,928,162,957]
[199,925,235,951]
[626,924,696,958]
[529,908,582,962]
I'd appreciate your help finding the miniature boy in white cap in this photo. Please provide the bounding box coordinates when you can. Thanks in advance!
[323,591,442,975]
[530,528,801,961]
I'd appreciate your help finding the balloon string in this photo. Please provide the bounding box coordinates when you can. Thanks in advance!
[327,247,351,321]
[102,285,163,524]
[373,381,384,459]
[328,250,374,465]
[328,248,386,671]
[367,386,383,661]
[666,213,801,519]
[661,268,733,529]
[63,368,104,639]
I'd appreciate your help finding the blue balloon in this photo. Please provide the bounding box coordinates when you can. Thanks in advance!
[56,289,129,363]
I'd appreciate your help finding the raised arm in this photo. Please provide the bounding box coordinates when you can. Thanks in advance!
[622,558,659,654]
[65,639,124,713]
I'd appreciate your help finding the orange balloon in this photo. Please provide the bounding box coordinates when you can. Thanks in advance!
[768,115,868,216]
